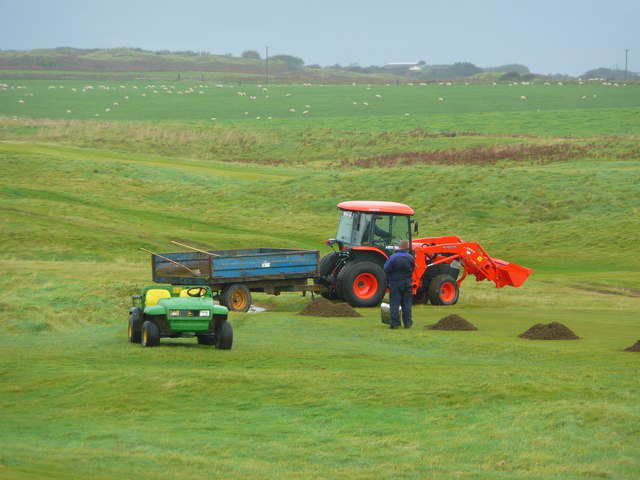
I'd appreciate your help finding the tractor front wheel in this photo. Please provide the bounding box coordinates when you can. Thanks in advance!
[427,274,459,306]
[337,261,387,308]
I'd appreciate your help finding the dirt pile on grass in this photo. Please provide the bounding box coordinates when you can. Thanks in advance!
[425,314,478,331]
[298,297,362,318]
[623,340,640,352]
[519,322,579,340]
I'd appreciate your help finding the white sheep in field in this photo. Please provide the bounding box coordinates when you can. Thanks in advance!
[303,110,309,115]
[66,110,72,114]
[375,94,382,98]
[289,108,296,113]
[438,97,444,102]
[520,96,527,100]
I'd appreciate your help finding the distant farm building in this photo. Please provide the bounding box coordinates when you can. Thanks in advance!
[384,62,424,73]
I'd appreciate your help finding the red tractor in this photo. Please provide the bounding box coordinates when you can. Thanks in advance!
[316,201,533,308]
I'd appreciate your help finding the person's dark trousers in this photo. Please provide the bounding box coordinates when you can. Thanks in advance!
[389,282,413,328]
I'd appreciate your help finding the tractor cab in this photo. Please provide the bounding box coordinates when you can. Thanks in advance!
[328,201,415,257]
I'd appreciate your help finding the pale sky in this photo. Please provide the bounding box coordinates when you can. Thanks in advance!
[0,0,638,76]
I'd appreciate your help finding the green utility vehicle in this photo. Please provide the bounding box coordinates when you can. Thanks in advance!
[128,285,233,349]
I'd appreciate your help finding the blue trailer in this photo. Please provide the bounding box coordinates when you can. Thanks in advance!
[149,245,321,312]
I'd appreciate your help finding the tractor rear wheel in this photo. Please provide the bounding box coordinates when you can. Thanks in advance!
[427,274,459,306]
[315,252,341,300]
[141,321,160,347]
[221,283,251,312]
[337,261,387,308]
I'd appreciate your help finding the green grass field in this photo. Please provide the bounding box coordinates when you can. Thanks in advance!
[0,77,639,479]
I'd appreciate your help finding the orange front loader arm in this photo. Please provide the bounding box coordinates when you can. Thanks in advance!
[412,239,533,291]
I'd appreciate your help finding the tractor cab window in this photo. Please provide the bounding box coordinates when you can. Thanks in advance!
[336,210,356,245]
[366,214,411,253]
[337,211,411,252]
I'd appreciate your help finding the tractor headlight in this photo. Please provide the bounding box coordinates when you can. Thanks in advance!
[199,310,211,317]
[169,310,180,317]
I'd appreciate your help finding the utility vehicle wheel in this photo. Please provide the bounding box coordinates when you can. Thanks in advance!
[141,321,160,347]
[337,261,387,308]
[427,274,459,306]
[128,316,141,343]
[315,252,340,300]
[221,284,251,312]
[215,321,234,350]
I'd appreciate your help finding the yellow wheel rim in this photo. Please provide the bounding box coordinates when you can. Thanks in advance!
[231,290,248,310]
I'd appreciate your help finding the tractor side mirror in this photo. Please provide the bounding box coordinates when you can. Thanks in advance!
[413,220,419,234]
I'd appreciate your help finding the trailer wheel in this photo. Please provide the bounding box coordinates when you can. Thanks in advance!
[215,321,234,350]
[427,274,459,306]
[337,261,387,308]
[128,316,141,343]
[221,284,251,312]
[315,252,340,300]
[141,321,160,347]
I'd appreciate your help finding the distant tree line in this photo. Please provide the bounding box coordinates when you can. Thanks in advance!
[1,47,636,80]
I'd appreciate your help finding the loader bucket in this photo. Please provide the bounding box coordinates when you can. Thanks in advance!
[492,259,533,288]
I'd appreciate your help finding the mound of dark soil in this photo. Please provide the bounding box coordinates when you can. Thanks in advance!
[425,314,478,331]
[623,340,640,352]
[518,322,579,340]
[298,297,362,318]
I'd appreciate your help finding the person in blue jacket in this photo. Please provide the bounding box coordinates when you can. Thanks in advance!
[383,239,415,329]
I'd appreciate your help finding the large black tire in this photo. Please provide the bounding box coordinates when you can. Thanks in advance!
[128,316,141,343]
[141,320,160,347]
[336,261,387,308]
[215,321,234,350]
[427,274,459,306]
[315,252,341,300]
[221,283,251,312]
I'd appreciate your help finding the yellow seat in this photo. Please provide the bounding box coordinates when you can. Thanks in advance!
[146,289,171,306]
